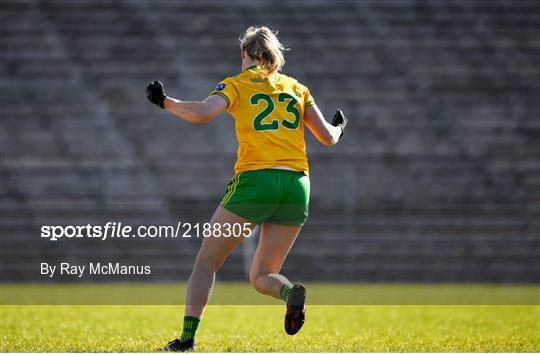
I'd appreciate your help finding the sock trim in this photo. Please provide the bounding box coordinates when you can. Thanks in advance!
[280,284,293,302]
[180,316,200,341]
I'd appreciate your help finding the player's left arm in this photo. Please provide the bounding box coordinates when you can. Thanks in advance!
[146,80,226,124]
[304,105,344,146]
[301,84,347,146]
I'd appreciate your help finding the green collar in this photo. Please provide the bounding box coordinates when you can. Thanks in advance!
[245,65,258,70]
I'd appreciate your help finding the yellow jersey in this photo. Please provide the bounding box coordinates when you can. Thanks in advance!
[210,65,314,174]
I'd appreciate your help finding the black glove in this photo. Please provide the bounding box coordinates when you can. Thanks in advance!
[331,109,348,137]
[146,80,167,109]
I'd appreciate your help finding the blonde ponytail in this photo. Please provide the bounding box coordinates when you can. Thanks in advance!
[239,26,288,73]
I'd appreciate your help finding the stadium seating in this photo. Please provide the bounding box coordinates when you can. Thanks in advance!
[1,0,538,282]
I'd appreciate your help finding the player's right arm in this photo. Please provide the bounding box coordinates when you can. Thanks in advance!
[163,96,226,124]
[304,105,347,146]
[145,80,226,124]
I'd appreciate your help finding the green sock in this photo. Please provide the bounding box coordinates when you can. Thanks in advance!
[179,316,200,342]
[280,284,292,302]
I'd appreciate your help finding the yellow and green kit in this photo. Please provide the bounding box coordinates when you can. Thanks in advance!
[211,66,314,225]
[221,169,310,226]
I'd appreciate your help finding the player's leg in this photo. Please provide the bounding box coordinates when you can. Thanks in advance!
[185,206,256,317]
[161,206,256,351]
[250,170,309,301]
[249,222,301,299]
[249,170,310,335]
[249,222,307,336]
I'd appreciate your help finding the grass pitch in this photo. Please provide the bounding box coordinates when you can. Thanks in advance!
[1,285,539,352]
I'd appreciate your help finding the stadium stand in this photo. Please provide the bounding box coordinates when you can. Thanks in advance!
[1,0,538,282]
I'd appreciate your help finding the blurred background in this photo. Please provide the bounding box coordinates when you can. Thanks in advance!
[1,0,539,284]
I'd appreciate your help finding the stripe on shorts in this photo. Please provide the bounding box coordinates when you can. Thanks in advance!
[221,172,242,206]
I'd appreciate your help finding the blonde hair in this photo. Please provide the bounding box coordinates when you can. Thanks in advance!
[239,26,288,73]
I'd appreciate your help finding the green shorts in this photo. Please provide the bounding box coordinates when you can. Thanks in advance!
[220,169,310,226]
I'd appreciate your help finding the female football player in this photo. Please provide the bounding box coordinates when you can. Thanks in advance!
[146,26,347,352]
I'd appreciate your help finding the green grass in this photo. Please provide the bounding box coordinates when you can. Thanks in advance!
[2,282,538,304]
[1,285,539,352]
[2,305,539,352]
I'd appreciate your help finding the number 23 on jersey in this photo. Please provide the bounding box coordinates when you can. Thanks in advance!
[250,93,301,131]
